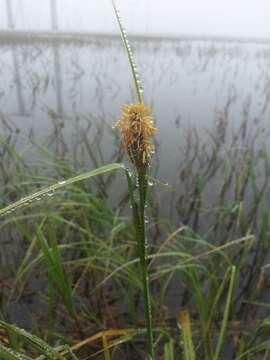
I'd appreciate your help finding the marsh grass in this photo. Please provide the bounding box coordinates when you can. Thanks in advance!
[0,158,270,359]
[1,141,270,359]
[111,1,157,357]
[1,3,270,360]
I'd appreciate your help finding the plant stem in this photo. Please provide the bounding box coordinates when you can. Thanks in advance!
[137,170,154,359]
[125,167,154,358]
[111,2,154,356]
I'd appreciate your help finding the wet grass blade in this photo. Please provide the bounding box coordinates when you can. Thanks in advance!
[0,321,65,359]
[0,343,33,360]
[111,0,142,102]
[0,163,124,217]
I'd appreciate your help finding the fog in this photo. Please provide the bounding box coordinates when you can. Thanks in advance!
[0,0,269,39]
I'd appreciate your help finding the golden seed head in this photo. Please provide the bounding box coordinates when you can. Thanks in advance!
[114,103,157,168]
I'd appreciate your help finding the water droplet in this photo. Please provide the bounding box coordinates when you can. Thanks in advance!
[148,180,154,187]
[58,180,66,185]
[47,192,54,197]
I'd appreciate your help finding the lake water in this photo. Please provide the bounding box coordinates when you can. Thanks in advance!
[1,32,270,226]
[2,33,270,346]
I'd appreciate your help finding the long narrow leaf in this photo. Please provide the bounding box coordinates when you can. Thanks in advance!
[213,265,236,360]
[0,163,124,217]
[0,321,64,360]
[179,310,195,360]
[111,0,143,103]
[0,343,32,360]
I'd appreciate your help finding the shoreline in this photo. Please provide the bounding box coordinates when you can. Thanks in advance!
[0,29,270,45]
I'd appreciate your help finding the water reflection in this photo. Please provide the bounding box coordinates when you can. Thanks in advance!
[1,33,270,227]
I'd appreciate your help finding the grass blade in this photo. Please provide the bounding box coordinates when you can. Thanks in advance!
[213,265,236,360]
[0,321,64,359]
[0,163,124,217]
[179,310,195,360]
[164,338,175,360]
[111,0,143,102]
[36,226,75,318]
[0,343,33,360]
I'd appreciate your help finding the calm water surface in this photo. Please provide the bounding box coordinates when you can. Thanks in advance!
[1,33,270,223]
[2,33,270,336]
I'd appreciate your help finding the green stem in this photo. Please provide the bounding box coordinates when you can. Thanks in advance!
[125,168,154,357]
[137,170,154,359]
[111,2,153,356]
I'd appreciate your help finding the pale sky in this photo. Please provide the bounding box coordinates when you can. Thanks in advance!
[0,0,269,39]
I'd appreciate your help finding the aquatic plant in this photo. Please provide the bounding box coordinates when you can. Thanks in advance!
[111,1,157,357]
[0,1,158,356]
[2,2,270,360]
[114,103,157,169]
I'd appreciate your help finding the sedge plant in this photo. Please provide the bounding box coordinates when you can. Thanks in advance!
[0,2,157,359]
[111,1,157,358]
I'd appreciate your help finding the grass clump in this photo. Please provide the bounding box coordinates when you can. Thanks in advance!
[1,1,270,360]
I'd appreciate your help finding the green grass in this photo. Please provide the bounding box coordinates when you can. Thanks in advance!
[0,153,269,358]
[1,108,270,358]
[1,1,270,360]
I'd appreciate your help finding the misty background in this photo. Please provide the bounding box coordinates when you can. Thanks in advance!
[0,0,270,222]
[0,0,270,39]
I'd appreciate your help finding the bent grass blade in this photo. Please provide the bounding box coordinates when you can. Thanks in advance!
[0,343,33,360]
[0,163,124,217]
[0,320,65,360]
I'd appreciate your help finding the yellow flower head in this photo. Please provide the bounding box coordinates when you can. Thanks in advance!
[114,103,157,169]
